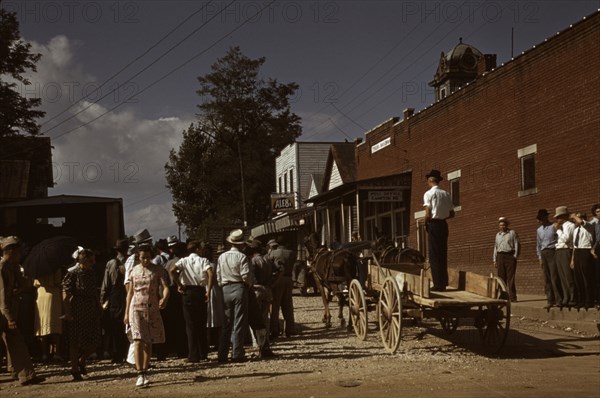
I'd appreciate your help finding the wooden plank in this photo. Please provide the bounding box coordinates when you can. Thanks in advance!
[465,271,493,297]
[412,289,506,308]
[447,268,466,290]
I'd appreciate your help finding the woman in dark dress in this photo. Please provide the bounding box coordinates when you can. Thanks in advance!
[62,249,101,381]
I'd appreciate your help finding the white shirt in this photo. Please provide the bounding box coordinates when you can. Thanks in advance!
[175,253,211,287]
[555,220,575,249]
[423,185,454,220]
[123,254,137,285]
[573,223,594,249]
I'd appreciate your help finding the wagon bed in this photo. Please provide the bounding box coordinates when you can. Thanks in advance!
[349,255,511,355]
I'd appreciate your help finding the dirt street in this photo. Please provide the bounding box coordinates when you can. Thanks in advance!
[2,294,599,397]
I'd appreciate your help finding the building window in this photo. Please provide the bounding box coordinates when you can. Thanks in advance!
[289,169,294,193]
[447,169,461,210]
[520,154,536,190]
[283,174,288,193]
[518,144,537,197]
[278,176,282,193]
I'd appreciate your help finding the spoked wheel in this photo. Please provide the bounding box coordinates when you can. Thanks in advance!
[478,276,511,354]
[378,276,402,353]
[349,279,368,341]
[440,316,459,334]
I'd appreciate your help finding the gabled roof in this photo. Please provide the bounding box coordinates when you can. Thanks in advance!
[307,173,324,199]
[321,143,356,192]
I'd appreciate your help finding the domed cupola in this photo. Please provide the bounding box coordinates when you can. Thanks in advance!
[429,38,495,101]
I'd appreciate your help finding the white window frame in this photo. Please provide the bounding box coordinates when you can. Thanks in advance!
[447,169,462,212]
[517,144,538,197]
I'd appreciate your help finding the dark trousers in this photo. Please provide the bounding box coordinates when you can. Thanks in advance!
[541,249,562,305]
[270,276,295,336]
[182,286,208,361]
[105,311,128,362]
[427,219,448,290]
[573,249,594,307]
[497,252,517,301]
[555,249,575,305]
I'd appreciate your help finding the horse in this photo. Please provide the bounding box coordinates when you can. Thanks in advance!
[304,233,359,329]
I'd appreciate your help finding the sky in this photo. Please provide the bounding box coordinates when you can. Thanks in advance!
[5,0,598,238]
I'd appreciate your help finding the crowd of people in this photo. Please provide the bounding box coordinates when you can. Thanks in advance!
[0,228,299,388]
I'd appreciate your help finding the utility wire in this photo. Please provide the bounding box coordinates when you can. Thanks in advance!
[49,0,274,143]
[43,0,236,137]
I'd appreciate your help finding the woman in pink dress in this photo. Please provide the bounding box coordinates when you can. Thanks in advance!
[124,245,169,388]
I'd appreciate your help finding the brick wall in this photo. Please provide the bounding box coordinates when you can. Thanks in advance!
[356,12,600,294]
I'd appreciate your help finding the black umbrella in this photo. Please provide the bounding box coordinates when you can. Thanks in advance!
[22,236,79,278]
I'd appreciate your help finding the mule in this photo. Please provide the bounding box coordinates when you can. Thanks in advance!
[304,233,359,329]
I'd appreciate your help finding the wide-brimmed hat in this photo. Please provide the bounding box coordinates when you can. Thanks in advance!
[246,239,263,249]
[425,169,443,181]
[113,239,129,251]
[267,239,278,247]
[0,236,21,249]
[167,235,179,246]
[553,206,569,219]
[133,228,153,244]
[226,229,245,245]
[536,209,550,220]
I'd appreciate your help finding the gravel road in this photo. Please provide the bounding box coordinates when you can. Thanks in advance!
[2,293,599,397]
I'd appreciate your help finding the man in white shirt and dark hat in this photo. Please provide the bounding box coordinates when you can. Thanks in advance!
[570,213,596,309]
[422,170,454,292]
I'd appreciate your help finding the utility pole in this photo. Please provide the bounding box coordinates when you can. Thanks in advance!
[237,139,248,227]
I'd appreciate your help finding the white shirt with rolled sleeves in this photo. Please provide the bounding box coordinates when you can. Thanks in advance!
[174,253,211,287]
[423,185,454,219]
[556,220,575,249]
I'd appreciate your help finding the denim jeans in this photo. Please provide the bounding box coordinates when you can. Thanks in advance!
[219,283,248,361]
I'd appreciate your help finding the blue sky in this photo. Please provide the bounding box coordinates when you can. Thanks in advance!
[6,0,598,237]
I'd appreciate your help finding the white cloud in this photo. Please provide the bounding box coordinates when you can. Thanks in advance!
[22,35,194,237]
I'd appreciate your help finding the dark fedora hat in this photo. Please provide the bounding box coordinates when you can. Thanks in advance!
[536,209,550,220]
[425,169,443,181]
[113,239,129,251]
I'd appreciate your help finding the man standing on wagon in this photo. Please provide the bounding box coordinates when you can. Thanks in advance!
[423,170,455,292]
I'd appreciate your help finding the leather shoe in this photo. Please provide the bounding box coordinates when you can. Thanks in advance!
[21,376,45,386]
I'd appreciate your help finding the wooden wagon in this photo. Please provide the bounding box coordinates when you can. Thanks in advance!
[348,252,511,354]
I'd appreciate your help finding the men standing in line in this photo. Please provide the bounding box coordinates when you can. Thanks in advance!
[267,238,297,338]
[422,169,454,292]
[0,236,44,386]
[100,239,129,363]
[493,217,520,302]
[590,204,600,307]
[553,206,576,308]
[570,213,596,310]
[170,241,213,362]
[536,209,560,309]
[245,239,275,358]
[217,229,251,363]
[162,239,188,359]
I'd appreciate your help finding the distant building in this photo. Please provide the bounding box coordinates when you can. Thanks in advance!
[0,136,53,202]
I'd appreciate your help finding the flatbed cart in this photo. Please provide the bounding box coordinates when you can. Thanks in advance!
[348,252,511,354]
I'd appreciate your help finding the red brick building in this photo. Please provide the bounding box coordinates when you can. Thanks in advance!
[356,12,600,293]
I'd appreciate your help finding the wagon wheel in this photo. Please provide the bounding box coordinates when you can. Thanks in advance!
[478,276,511,354]
[439,316,459,334]
[378,276,402,353]
[349,279,368,341]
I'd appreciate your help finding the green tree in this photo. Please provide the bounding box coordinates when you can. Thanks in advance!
[166,47,301,236]
[0,0,45,137]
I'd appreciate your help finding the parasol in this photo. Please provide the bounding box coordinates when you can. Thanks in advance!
[22,236,79,278]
